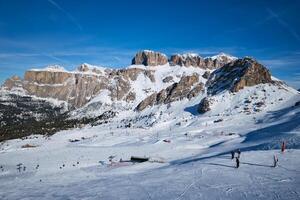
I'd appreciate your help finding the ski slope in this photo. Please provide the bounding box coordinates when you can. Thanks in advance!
[0,84,300,199]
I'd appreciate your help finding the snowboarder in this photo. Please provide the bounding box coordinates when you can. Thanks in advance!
[231,151,235,159]
[273,155,278,167]
[281,141,286,153]
[236,149,241,158]
[236,157,240,168]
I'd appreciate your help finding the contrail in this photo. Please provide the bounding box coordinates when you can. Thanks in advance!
[47,0,82,31]
[42,53,70,64]
[267,8,300,43]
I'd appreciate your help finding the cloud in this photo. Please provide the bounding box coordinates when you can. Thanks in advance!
[266,8,300,43]
[285,74,300,89]
[0,52,69,63]
[0,53,40,58]
[47,0,82,31]
[259,54,300,69]
[162,46,245,57]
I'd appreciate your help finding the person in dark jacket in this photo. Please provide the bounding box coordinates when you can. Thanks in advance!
[281,141,286,152]
[231,151,235,159]
[236,149,241,158]
[236,157,240,168]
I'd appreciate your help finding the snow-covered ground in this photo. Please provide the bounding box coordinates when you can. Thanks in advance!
[1,83,300,199]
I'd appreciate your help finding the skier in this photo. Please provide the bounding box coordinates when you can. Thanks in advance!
[236,157,240,168]
[231,151,235,159]
[281,141,286,153]
[273,155,278,167]
[236,149,241,158]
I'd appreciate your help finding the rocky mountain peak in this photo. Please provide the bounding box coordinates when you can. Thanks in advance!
[3,75,23,90]
[210,52,237,61]
[169,53,203,68]
[131,50,168,66]
[77,63,108,74]
[207,57,273,95]
[77,63,90,72]
[34,65,66,72]
[169,52,236,69]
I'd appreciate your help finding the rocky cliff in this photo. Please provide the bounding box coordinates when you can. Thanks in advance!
[136,74,204,111]
[131,50,168,66]
[3,64,156,108]
[169,53,236,69]
[207,57,273,95]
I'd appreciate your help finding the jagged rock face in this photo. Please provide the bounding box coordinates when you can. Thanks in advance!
[197,97,211,114]
[169,53,235,69]
[210,53,237,68]
[136,74,204,111]
[23,71,105,108]
[109,68,155,82]
[170,54,205,68]
[132,50,168,66]
[207,57,273,95]
[5,67,156,108]
[187,83,205,99]
[3,75,22,89]
[202,71,210,79]
[24,71,73,85]
[162,76,173,83]
[77,64,90,72]
[125,91,136,102]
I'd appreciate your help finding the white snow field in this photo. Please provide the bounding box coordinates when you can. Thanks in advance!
[1,81,300,199]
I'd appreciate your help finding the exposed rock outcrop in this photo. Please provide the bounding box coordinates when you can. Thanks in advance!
[197,97,211,114]
[3,75,23,90]
[169,53,236,69]
[132,50,168,66]
[202,71,210,79]
[207,57,273,95]
[136,74,204,111]
[170,54,205,68]
[162,76,173,83]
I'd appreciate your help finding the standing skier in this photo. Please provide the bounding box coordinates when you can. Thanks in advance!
[281,141,286,153]
[273,155,278,167]
[231,151,235,159]
[236,157,240,168]
[236,149,241,158]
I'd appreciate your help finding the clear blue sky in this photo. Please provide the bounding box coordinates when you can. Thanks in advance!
[0,0,300,88]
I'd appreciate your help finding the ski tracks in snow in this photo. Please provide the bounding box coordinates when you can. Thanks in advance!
[175,166,205,200]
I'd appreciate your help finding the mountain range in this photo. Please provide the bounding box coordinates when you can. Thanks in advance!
[0,50,299,141]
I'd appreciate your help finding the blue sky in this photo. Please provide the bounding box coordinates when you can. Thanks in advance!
[0,0,300,88]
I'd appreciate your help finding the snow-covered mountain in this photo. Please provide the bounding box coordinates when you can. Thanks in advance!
[1,50,299,141]
[1,50,300,199]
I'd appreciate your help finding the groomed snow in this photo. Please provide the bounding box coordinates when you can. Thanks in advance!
[0,83,299,199]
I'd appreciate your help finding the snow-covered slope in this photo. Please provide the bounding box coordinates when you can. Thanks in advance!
[0,84,299,199]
